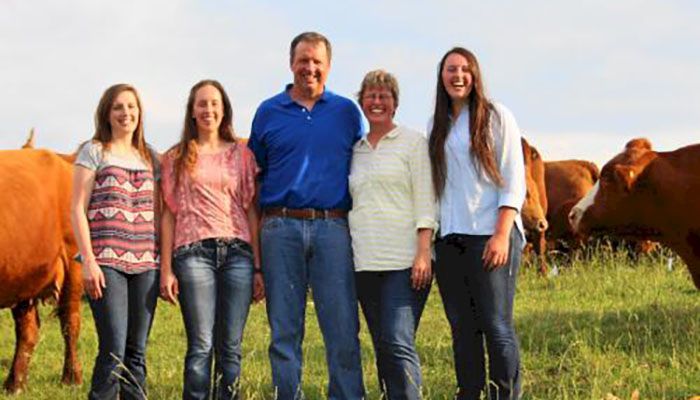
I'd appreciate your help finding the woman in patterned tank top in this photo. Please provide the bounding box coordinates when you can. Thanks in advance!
[159,79,263,400]
[71,83,160,400]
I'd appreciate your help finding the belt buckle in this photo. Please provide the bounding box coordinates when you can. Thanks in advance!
[310,208,316,219]
[281,207,288,218]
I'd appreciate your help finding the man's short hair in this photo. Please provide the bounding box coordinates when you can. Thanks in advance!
[289,31,332,64]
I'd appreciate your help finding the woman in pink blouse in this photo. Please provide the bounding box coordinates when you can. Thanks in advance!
[159,80,264,400]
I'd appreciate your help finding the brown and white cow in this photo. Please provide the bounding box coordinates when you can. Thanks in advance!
[521,138,549,274]
[545,159,599,249]
[569,138,700,289]
[0,148,82,393]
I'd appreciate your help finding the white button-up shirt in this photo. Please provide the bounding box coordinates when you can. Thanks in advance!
[349,125,438,272]
[430,103,526,240]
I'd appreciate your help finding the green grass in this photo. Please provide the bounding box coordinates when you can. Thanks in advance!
[1,247,698,399]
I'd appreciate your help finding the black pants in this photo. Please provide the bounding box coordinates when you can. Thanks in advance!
[435,228,522,400]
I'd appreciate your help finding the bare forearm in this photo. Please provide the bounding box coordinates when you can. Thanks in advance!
[71,208,95,263]
[416,228,433,258]
[494,207,517,237]
[160,208,175,274]
[247,207,261,270]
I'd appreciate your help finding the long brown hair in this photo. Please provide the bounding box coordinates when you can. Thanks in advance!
[91,83,152,167]
[167,79,236,185]
[428,47,502,199]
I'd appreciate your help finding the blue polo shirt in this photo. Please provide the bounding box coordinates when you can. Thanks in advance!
[249,85,363,210]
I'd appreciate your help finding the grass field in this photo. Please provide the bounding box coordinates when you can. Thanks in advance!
[0,246,698,399]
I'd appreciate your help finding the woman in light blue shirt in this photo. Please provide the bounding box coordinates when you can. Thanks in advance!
[428,47,526,400]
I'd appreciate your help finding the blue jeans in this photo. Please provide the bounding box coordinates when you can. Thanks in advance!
[173,238,254,400]
[88,267,158,400]
[356,269,430,400]
[435,228,522,400]
[261,216,364,400]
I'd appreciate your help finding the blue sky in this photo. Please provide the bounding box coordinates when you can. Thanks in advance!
[1,0,698,166]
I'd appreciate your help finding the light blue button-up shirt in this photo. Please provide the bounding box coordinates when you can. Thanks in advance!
[430,102,526,241]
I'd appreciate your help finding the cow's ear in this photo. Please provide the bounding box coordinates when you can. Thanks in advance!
[613,165,636,192]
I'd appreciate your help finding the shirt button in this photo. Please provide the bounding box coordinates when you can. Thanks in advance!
[301,108,306,112]
[306,116,311,120]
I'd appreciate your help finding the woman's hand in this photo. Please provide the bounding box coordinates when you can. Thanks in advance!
[252,271,265,303]
[482,232,510,270]
[159,269,179,304]
[411,251,432,290]
[82,259,105,300]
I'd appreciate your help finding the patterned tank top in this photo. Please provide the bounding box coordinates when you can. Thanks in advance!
[76,141,160,273]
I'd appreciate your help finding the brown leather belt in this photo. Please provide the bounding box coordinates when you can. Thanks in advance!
[263,207,347,219]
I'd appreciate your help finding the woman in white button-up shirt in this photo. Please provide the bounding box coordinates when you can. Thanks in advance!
[428,47,526,400]
[348,70,437,400]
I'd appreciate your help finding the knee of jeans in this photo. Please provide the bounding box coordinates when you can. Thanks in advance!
[483,319,516,343]
[97,342,126,362]
[217,339,243,361]
[184,352,213,379]
[122,350,147,373]
[378,336,416,360]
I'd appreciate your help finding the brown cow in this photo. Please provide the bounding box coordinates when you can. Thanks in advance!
[545,159,599,249]
[521,137,549,274]
[0,148,82,393]
[569,138,700,289]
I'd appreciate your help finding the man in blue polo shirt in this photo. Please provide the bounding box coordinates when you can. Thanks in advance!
[248,32,365,399]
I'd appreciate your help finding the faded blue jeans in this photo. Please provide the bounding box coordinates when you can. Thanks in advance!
[88,267,158,400]
[173,238,254,400]
[356,268,430,400]
[435,228,523,400]
[261,216,365,400]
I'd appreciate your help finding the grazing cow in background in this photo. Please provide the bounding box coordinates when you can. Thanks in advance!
[520,138,549,274]
[570,138,700,289]
[545,159,599,250]
[0,148,82,393]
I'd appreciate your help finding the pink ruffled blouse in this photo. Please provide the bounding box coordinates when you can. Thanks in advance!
[160,142,258,250]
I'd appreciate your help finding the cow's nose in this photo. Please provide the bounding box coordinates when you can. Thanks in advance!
[537,219,548,232]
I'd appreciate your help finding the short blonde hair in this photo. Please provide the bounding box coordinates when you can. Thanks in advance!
[357,69,399,107]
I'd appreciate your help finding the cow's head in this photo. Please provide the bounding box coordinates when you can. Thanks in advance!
[569,138,657,234]
[521,137,548,235]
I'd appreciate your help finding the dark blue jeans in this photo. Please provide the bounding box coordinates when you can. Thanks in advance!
[261,216,365,400]
[435,228,522,400]
[88,267,158,400]
[173,238,254,400]
[356,269,430,400]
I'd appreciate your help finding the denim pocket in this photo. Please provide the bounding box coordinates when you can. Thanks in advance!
[262,216,284,231]
[325,217,349,229]
[228,239,254,260]
[173,241,207,260]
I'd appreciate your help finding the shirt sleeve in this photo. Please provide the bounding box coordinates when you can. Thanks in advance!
[239,145,260,211]
[74,141,102,170]
[493,104,526,211]
[350,102,364,143]
[160,154,178,214]
[248,109,267,176]
[408,132,439,232]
